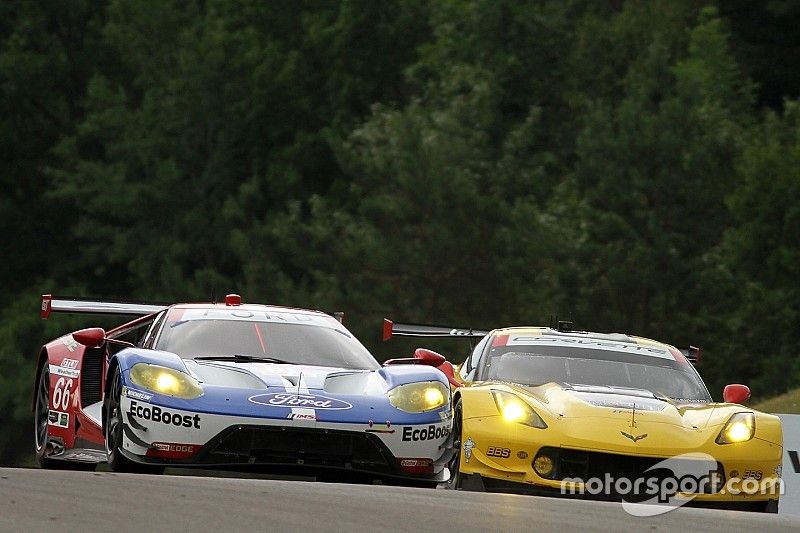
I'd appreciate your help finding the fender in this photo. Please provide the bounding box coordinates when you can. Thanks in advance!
[34,334,102,450]
[104,348,188,412]
[456,385,503,420]
[113,348,189,374]
[378,365,450,391]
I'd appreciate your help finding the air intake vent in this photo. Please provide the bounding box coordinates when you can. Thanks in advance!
[81,348,103,406]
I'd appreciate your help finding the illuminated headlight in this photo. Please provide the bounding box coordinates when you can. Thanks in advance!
[129,363,204,399]
[716,412,755,444]
[388,382,449,413]
[492,390,547,429]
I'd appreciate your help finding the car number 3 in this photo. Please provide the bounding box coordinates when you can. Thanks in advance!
[52,377,73,411]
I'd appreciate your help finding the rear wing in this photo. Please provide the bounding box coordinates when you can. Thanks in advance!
[40,294,168,319]
[679,345,701,366]
[382,318,489,341]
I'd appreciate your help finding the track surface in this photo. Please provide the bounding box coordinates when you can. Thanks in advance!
[1,467,798,532]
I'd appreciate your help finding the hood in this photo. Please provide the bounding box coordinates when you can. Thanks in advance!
[183,359,448,396]
[508,382,717,430]
[185,360,374,394]
[474,382,754,455]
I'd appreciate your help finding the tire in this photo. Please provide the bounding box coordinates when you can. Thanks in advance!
[442,398,464,490]
[103,367,163,474]
[34,362,95,471]
[762,500,779,513]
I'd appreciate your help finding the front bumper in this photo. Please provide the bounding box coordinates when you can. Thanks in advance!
[118,394,452,482]
[459,415,782,505]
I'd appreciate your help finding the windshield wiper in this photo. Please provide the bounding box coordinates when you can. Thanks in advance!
[194,354,296,364]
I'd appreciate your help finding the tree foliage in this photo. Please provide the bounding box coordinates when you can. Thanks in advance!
[1,1,799,464]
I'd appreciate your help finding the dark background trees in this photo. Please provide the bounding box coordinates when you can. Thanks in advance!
[1,0,799,464]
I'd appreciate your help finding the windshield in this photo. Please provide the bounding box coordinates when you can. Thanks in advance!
[480,340,711,402]
[155,319,380,370]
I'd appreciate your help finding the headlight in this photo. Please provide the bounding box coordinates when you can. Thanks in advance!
[716,412,755,444]
[129,363,204,399]
[492,390,547,429]
[388,382,449,413]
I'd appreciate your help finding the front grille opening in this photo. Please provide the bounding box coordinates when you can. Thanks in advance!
[202,426,392,472]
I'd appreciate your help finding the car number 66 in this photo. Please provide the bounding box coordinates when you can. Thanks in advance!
[52,377,73,411]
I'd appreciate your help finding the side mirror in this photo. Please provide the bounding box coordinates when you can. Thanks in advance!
[723,384,750,404]
[413,348,446,366]
[72,327,106,348]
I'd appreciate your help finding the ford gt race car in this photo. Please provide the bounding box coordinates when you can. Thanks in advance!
[33,294,452,485]
[383,319,783,512]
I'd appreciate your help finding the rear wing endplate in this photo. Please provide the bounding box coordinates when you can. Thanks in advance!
[41,294,168,319]
[382,318,489,341]
[679,346,701,366]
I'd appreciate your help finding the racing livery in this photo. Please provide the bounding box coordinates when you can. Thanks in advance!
[33,295,452,484]
[383,319,783,511]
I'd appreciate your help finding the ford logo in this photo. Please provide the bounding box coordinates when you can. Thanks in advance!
[248,393,353,410]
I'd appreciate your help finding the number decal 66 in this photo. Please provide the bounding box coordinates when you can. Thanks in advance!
[52,377,73,411]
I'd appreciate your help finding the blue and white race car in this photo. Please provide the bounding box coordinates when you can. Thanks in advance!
[34,295,452,484]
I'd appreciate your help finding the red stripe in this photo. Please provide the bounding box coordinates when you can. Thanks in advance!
[166,308,184,322]
[669,347,690,365]
[254,322,267,353]
[492,335,509,347]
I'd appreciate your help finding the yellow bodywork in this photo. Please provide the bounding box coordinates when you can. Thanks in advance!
[452,328,783,506]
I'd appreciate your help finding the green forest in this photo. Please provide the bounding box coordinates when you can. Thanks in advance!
[2,0,800,465]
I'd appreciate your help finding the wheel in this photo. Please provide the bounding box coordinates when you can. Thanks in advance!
[762,500,779,513]
[34,362,95,471]
[442,398,464,490]
[103,367,163,474]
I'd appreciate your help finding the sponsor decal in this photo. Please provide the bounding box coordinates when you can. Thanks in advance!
[463,437,474,463]
[182,308,326,326]
[248,393,352,410]
[287,412,318,421]
[507,336,672,359]
[743,470,763,480]
[486,446,511,458]
[517,451,529,459]
[48,409,69,428]
[401,424,450,442]
[61,338,78,352]
[154,443,195,453]
[49,364,79,379]
[61,358,79,369]
[448,329,477,336]
[129,400,200,429]
[148,442,197,459]
[123,386,153,402]
[591,399,665,411]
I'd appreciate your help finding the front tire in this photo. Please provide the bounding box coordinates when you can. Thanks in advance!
[762,500,779,513]
[103,367,162,474]
[442,398,464,490]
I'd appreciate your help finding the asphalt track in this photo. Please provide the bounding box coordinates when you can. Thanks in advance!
[1,467,798,532]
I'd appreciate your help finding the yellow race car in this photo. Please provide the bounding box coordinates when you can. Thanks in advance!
[383,319,782,512]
